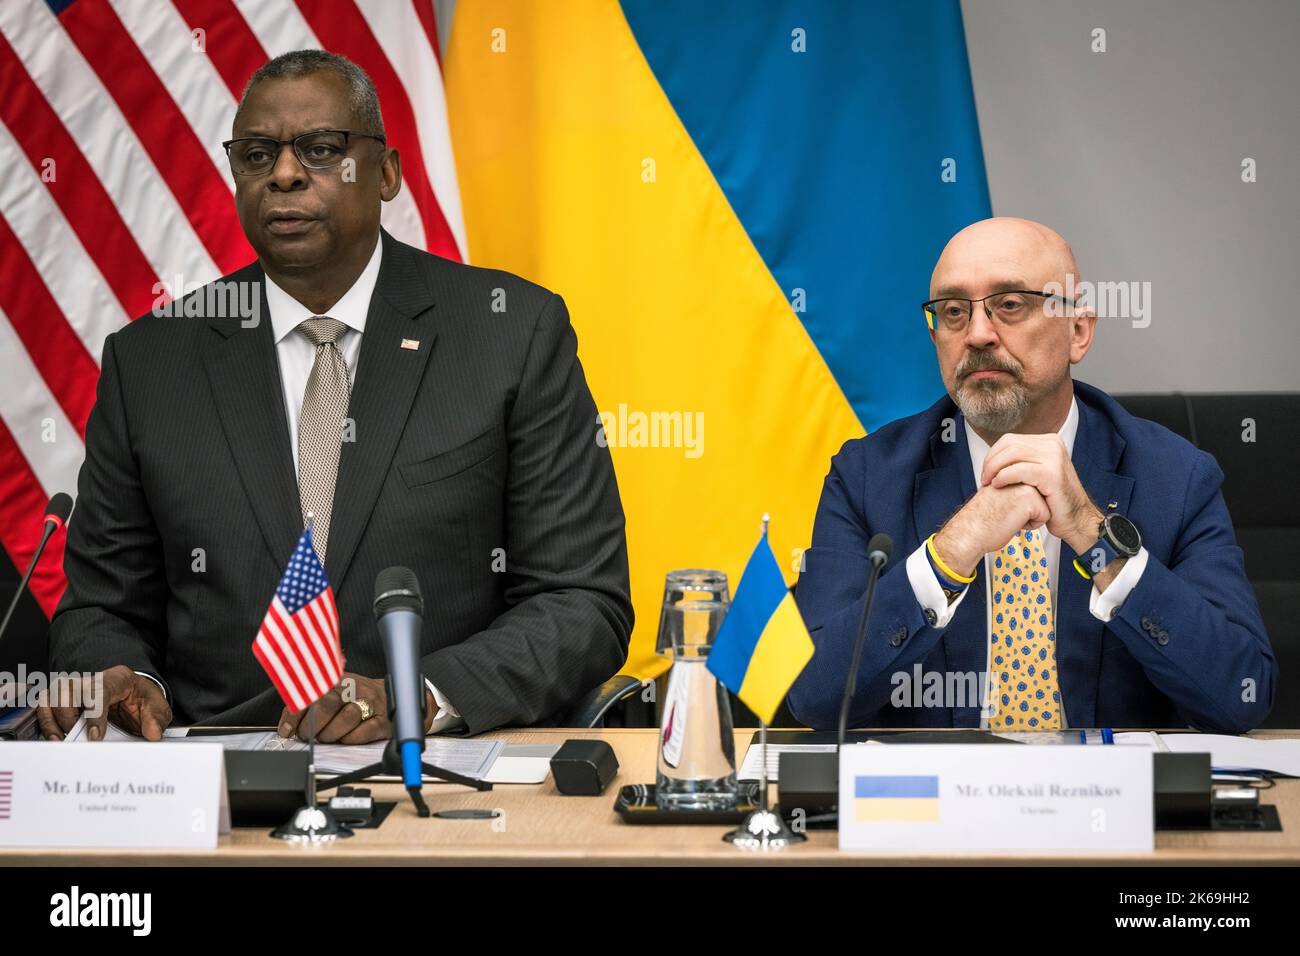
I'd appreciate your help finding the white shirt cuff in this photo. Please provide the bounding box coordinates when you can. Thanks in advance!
[423,678,463,734]
[1089,546,1149,621]
[906,541,973,628]
[134,671,167,700]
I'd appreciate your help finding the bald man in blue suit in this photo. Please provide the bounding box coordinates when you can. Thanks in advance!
[789,218,1273,734]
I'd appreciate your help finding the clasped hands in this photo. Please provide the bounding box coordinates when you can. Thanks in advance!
[932,434,1118,589]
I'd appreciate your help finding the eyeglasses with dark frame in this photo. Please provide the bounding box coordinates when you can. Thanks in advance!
[222,129,387,177]
[921,290,1073,333]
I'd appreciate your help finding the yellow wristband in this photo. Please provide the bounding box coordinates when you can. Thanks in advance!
[926,533,976,584]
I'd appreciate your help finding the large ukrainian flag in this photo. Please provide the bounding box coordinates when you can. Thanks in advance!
[443,1,989,681]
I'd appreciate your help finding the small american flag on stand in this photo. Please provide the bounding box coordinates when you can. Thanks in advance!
[252,523,343,712]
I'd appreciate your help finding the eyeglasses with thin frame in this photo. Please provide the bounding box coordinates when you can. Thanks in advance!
[222,129,387,177]
[921,290,1073,333]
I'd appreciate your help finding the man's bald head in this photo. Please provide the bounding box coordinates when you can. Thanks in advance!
[931,217,1079,298]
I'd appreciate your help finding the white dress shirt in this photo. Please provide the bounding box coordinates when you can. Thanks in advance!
[904,396,1149,727]
[263,236,463,734]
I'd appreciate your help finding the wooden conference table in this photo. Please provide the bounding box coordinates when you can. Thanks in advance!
[3,728,1297,866]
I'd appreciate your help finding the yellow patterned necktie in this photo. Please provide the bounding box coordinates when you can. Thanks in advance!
[989,528,1062,730]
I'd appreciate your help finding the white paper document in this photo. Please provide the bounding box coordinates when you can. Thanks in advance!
[994,731,1160,748]
[738,742,840,781]
[484,743,560,784]
[62,718,506,781]
[740,732,1162,781]
[191,732,505,781]
[62,719,140,744]
[1157,733,1300,776]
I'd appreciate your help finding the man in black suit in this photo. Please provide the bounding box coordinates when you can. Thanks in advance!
[38,50,632,742]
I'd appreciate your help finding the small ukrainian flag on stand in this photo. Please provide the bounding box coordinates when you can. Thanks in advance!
[709,515,814,850]
[709,516,815,723]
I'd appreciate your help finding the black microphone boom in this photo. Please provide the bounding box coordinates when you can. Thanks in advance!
[0,493,73,645]
[779,533,893,826]
[836,532,893,749]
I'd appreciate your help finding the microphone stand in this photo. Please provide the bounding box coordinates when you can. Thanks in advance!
[0,518,60,642]
[776,536,892,828]
[315,694,492,817]
[1,506,67,738]
[837,548,888,751]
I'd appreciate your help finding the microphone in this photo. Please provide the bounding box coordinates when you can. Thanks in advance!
[372,566,427,791]
[0,493,73,645]
[316,566,490,814]
[836,532,893,749]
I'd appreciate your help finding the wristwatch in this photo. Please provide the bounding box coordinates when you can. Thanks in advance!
[938,581,966,604]
[1073,513,1142,579]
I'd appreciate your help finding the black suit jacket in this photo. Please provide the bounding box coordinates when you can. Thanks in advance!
[50,230,633,732]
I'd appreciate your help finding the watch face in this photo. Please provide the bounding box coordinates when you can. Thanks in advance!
[1106,514,1142,554]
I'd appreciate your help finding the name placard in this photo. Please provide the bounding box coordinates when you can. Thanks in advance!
[838,744,1153,852]
[0,742,229,849]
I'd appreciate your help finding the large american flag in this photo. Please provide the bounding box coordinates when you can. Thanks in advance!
[0,0,465,618]
[252,523,343,712]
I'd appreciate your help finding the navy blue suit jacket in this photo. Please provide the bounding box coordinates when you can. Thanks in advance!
[788,380,1275,734]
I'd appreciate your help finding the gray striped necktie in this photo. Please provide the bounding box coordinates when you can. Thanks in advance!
[296,317,351,559]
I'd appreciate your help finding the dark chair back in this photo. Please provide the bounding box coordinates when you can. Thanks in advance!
[1115,393,1300,728]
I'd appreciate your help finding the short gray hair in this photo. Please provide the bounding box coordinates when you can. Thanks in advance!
[235,49,385,137]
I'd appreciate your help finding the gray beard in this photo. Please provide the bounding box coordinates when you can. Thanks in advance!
[955,378,1030,433]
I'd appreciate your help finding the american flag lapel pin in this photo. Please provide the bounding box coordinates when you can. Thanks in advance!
[400,338,420,351]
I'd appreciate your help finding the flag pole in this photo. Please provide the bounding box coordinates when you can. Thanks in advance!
[305,512,318,811]
[722,512,805,850]
[306,701,316,809]
[269,514,351,842]
[272,695,350,841]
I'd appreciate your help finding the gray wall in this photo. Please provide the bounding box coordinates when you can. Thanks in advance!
[962,0,1300,392]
